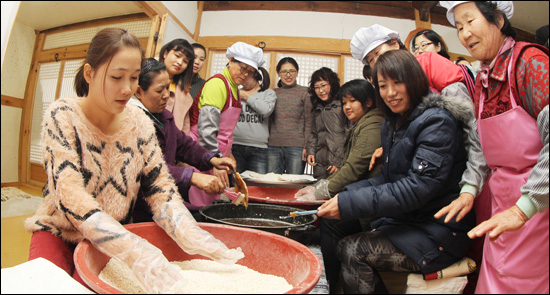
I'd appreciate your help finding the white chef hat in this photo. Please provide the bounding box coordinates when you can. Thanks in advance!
[350,24,401,65]
[226,41,265,70]
[440,1,514,27]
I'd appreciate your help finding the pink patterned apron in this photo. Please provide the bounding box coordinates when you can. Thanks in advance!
[188,75,241,207]
[475,48,549,294]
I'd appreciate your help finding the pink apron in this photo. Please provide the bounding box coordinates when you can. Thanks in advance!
[188,75,241,207]
[475,49,549,293]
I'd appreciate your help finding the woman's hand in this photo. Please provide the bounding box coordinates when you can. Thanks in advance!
[302,148,307,162]
[369,147,383,171]
[239,90,250,101]
[327,165,339,175]
[468,205,529,241]
[307,154,317,166]
[213,167,230,187]
[210,156,236,173]
[190,172,225,194]
[434,192,475,223]
[317,194,341,219]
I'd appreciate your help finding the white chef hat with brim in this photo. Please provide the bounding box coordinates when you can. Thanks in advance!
[440,1,514,27]
[350,24,401,65]
[226,41,265,70]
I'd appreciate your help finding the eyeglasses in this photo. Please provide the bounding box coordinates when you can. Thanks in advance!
[314,83,329,92]
[412,42,433,53]
[236,62,256,77]
[279,69,297,76]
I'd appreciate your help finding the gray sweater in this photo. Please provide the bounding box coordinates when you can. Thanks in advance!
[269,82,313,148]
[233,89,277,148]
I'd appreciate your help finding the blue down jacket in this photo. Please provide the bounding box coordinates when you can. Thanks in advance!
[338,93,477,274]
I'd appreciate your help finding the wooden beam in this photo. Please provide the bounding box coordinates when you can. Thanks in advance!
[40,13,149,36]
[1,95,25,109]
[146,15,161,58]
[194,1,204,41]
[204,1,415,20]
[143,1,195,41]
[20,32,45,184]
[199,36,351,55]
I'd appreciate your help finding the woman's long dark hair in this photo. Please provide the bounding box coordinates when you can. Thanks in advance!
[159,39,195,92]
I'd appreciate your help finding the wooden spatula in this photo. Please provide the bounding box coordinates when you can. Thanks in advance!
[233,172,249,208]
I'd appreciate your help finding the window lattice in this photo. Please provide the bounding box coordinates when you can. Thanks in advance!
[344,56,366,83]
[59,59,83,99]
[44,20,152,50]
[276,53,338,87]
[30,62,61,163]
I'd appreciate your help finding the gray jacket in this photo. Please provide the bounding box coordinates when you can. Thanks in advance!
[306,99,348,179]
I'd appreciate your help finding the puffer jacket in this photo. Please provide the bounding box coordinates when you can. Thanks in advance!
[338,93,477,274]
[306,99,348,179]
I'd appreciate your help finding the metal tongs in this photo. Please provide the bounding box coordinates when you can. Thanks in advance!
[223,170,249,208]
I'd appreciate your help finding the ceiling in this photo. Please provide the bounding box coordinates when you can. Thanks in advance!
[14,1,548,35]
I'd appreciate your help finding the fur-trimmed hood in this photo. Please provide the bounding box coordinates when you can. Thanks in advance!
[416,92,475,126]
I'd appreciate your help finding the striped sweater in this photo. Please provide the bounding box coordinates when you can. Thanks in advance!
[25,97,182,244]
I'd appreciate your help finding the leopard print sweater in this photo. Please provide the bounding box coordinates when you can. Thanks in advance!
[25,97,182,244]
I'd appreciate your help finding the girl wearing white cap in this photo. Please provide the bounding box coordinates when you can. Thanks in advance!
[188,42,264,206]
[437,1,549,293]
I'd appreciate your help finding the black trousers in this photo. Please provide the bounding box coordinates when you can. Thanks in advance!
[319,218,364,293]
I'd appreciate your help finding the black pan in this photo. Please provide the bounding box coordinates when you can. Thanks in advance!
[199,203,317,244]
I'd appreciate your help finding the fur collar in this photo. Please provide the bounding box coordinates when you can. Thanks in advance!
[416,93,475,125]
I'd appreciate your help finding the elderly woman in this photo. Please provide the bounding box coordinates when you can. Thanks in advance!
[188,42,264,207]
[438,1,549,293]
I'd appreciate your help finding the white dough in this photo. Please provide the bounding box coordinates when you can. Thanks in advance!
[99,258,293,294]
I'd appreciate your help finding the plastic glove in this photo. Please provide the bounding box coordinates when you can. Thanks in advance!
[153,201,244,264]
[295,186,317,201]
[313,179,331,200]
[294,180,331,201]
[78,211,186,294]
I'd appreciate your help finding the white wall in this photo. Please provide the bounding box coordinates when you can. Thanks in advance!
[161,1,198,38]
[1,20,36,184]
[1,1,20,72]
[200,10,471,57]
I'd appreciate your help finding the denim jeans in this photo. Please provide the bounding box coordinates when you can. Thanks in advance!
[267,146,306,174]
[232,144,269,174]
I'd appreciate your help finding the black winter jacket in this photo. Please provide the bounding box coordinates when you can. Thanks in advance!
[338,93,477,273]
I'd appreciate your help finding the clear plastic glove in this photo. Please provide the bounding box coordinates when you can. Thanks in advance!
[313,179,331,200]
[79,211,186,294]
[295,186,316,201]
[294,180,331,201]
[153,201,244,264]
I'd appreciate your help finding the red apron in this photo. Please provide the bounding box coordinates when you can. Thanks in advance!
[475,48,549,294]
[188,75,241,207]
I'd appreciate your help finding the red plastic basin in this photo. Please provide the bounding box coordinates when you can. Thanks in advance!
[74,222,321,294]
[229,186,325,210]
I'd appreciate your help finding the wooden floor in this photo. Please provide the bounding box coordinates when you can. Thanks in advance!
[1,184,43,268]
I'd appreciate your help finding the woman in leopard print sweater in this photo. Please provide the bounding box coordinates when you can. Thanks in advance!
[25,28,243,293]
